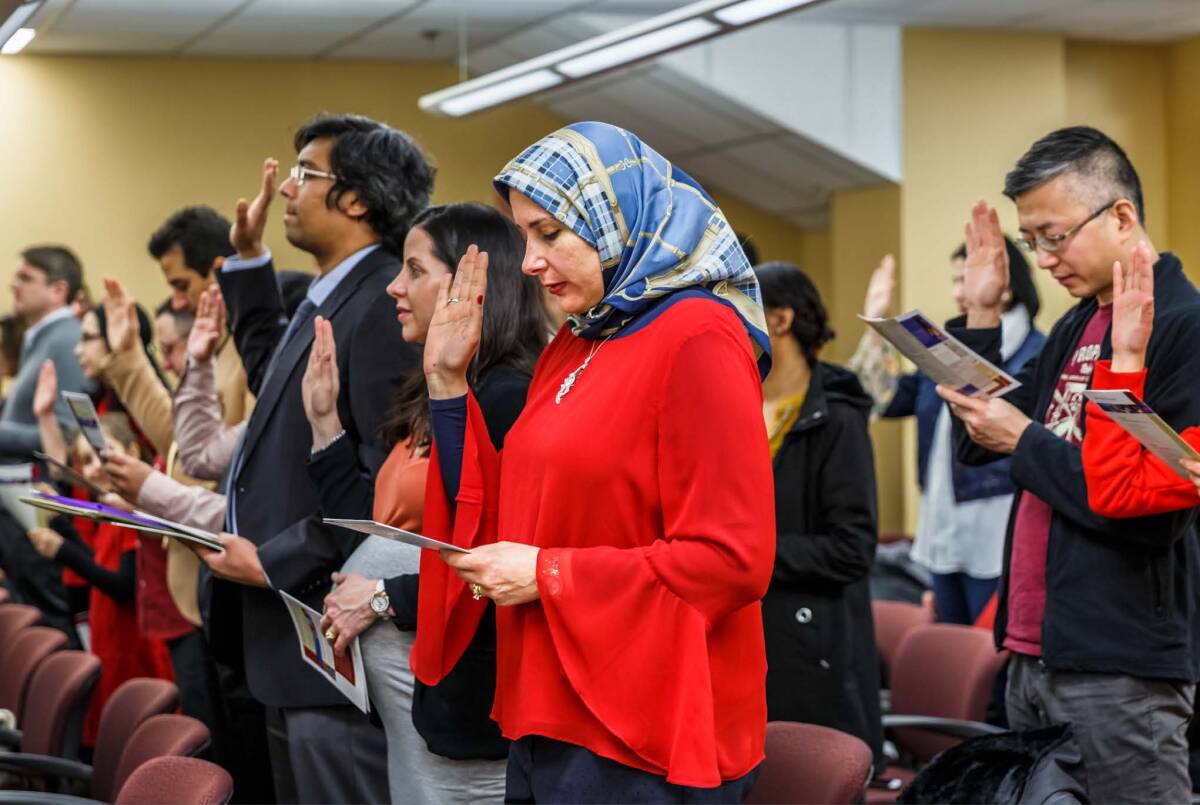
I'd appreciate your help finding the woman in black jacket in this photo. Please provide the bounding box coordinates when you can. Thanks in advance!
[755,261,884,771]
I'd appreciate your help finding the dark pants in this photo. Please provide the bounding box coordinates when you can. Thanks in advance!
[930,571,996,625]
[506,735,760,804]
[211,657,278,804]
[1007,653,1194,804]
[271,705,389,805]
[166,630,218,736]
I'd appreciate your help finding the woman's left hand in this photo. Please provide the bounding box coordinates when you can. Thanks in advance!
[441,541,540,607]
[1181,459,1200,498]
[28,527,64,559]
[320,571,381,657]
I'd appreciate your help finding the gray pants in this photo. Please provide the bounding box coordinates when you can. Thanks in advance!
[280,705,391,804]
[1007,654,1195,804]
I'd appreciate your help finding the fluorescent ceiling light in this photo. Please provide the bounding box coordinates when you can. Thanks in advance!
[557,18,720,79]
[0,1,40,52]
[714,0,819,26]
[0,26,33,54]
[439,69,563,117]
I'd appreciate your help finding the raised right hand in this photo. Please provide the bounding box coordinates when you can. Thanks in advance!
[33,360,57,419]
[1110,241,1155,373]
[102,277,138,353]
[862,254,897,319]
[302,316,343,449]
[963,199,1010,327]
[187,285,226,363]
[423,245,488,399]
[230,158,278,260]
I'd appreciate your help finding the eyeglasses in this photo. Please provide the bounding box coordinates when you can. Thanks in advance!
[1018,201,1116,254]
[288,165,337,187]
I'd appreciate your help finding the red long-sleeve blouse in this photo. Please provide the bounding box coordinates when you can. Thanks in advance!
[1082,360,1200,517]
[412,298,776,787]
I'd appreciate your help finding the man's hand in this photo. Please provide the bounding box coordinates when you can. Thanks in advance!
[320,572,382,656]
[102,277,139,354]
[1110,240,1156,374]
[187,285,226,363]
[862,254,897,319]
[302,317,343,450]
[936,386,1031,454]
[440,541,540,607]
[27,527,64,559]
[230,158,278,260]
[98,492,133,512]
[32,360,57,419]
[194,533,269,588]
[962,200,1010,329]
[100,450,154,501]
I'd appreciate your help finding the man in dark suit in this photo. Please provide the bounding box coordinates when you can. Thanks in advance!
[196,114,432,803]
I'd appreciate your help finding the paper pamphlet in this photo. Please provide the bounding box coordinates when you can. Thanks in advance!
[323,518,469,553]
[62,392,108,452]
[19,491,224,551]
[34,451,108,498]
[279,591,369,714]
[860,310,1021,400]
[1083,389,1200,480]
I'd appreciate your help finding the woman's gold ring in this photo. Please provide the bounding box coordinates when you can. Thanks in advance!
[325,628,337,641]
[470,583,484,600]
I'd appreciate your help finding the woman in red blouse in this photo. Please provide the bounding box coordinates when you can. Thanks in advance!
[412,122,776,801]
[1082,241,1200,514]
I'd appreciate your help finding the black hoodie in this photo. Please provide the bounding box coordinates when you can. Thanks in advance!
[763,361,885,772]
[948,252,1200,681]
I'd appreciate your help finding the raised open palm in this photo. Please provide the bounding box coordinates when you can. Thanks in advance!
[862,254,896,319]
[188,285,226,363]
[1110,241,1155,372]
[32,360,57,418]
[963,200,1010,314]
[423,245,488,398]
[102,277,138,353]
[231,158,278,259]
[302,316,342,447]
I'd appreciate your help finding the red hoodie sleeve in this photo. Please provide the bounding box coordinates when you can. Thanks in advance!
[1083,360,1200,517]
[535,320,776,786]
[410,392,499,685]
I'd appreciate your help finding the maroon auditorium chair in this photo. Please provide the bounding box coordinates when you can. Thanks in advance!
[872,599,933,683]
[745,722,874,804]
[0,678,179,799]
[111,714,212,800]
[0,650,99,770]
[0,626,69,726]
[868,624,1008,802]
[0,604,41,647]
[115,756,233,805]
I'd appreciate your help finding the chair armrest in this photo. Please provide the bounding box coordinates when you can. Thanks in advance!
[882,714,1005,739]
[0,726,20,749]
[0,793,99,804]
[0,752,93,784]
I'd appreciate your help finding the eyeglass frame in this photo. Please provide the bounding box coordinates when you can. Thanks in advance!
[288,165,337,187]
[1018,200,1118,254]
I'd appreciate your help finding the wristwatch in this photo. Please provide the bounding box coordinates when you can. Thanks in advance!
[369,579,390,618]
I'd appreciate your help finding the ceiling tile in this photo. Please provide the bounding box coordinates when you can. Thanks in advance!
[32,0,245,54]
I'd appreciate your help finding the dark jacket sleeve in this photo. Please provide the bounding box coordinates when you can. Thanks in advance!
[774,406,878,587]
[216,260,288,396]
[880,372,920,419]
[54,540,136,603]
[306,433,387,522]
[257,288,415,594]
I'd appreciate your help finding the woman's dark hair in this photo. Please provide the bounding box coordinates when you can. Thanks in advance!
[92,303,169,389]
[382,203,548,450]
[754,261,835,364]
[951,237,1041,320]
[293,114,436,255]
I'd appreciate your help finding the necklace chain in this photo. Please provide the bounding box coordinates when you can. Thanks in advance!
[555,334,614,405]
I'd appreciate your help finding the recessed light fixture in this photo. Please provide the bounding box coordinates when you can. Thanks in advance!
[0,1,40,56]
[419,0,829,117]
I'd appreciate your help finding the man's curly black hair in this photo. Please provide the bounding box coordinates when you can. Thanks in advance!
[294,114,436,255]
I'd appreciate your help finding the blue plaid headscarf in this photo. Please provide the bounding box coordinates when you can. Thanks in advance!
[494,122,771,377]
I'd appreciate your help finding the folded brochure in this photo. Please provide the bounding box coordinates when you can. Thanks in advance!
[860,310,1021,399]
[1083,389,1200,480]
[20,491,224,551]
[279,591,368,713]
[323,518,469,553]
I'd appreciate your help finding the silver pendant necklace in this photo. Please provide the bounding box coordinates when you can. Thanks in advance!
[556,334,614,405]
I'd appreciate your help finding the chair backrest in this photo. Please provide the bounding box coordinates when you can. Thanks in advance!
[0,586,11,604]
[745,721,874,805]
[20,650,101,758]
[115,756,232,805]
[0,626,68,721]
[113,714,212,799]
[91,679,180,802]
[0,603,42,646]
[872,599,933,682]
[889,624,1008,762]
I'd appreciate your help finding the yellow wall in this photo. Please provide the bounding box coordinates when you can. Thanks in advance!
[0,55,808,314]
[1168,36,1200,279]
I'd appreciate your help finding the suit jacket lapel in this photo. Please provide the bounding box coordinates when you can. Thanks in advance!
[238,248,393,471]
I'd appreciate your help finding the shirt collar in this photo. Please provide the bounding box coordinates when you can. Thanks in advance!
[22,305,74,348]
[306,244,380,307]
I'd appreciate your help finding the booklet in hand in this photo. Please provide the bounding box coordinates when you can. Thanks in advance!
[1083,389,1200,479]
[860,310,1021,400]
[20,491,224,551]
[34,451,108,498]
[323,518,469,553]
[279,591,369,714]
[62,391,108,453]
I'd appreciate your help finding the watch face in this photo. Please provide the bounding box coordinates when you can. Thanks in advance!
[370,594,388,614]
